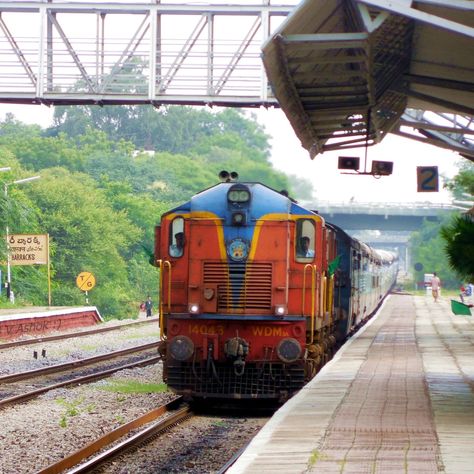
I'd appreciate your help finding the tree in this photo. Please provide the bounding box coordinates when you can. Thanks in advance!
[409,213,459,288]
[440,214,474,282]
[440,158,474,282]
[0,106,298,317]
[25,167,142,316]
[444,159,474,199]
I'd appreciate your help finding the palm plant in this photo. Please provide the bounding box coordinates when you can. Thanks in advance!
[440,212,474,282]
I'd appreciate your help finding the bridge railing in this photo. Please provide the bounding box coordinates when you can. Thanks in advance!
[306,201,462,216]
[0,1,295,106]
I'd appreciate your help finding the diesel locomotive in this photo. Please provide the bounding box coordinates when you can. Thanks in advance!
[154,172,397,400]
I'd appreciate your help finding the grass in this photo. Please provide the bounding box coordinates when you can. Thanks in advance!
[78,343,99,351]
[56,396,96,428]
[117,330,160,341]
[98,379,168,394]
[307,449,327,467]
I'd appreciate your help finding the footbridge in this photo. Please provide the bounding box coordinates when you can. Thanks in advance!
[0,1,473,161]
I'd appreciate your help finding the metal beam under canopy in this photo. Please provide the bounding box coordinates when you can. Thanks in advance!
[262,0,474,161]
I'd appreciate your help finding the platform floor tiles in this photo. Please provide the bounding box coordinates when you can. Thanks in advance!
[229,295,474,473]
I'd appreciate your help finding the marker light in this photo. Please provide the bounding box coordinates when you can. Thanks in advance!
[189,303,200,314]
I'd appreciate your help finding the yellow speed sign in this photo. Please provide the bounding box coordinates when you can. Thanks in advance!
[76,271,96,291]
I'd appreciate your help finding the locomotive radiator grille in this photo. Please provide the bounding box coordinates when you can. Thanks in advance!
[203,261,272,312]
[167,362,304,399]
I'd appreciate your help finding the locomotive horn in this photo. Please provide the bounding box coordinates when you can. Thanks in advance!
[230,171,239,181]
[219,170,230,182]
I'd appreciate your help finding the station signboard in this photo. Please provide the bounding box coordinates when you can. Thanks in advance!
[7,234,48,266]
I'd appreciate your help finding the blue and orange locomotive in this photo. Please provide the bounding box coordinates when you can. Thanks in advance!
[154,172,397,400]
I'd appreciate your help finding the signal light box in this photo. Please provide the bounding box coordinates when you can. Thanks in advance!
[338,156,360,171]
[371,160,393,176]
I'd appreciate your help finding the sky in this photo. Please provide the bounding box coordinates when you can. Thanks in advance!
[258,110,461,203]
[0,102,461,205]
[0,0,464,206]
[256,108,460,205]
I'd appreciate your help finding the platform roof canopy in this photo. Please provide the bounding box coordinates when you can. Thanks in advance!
[262,0,474,161]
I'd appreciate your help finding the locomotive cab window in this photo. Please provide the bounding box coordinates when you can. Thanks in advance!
[295,219,316,262]
[169,217,185,258]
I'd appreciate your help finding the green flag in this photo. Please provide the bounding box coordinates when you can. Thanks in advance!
[328,255,341,276]
[451,299,472,316]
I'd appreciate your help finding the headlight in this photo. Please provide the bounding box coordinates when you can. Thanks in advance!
[169,336,195,361]
[274,305,287,316]
[231,211,246,226]
[276,338,302,363]
[188,303,200,314]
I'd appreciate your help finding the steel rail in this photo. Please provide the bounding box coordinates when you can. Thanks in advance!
[0,341,159,383]
[0,317,158,350]
[37,398,189,474]
[0,354,161,409]
[217,441,251,474]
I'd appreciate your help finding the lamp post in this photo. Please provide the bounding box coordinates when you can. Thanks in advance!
[4,175,41,302]
[0,167,11,298]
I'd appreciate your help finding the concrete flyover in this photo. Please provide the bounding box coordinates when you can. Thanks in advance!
[310,201,458,231]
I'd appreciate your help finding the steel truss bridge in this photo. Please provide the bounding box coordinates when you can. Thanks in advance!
[0,1,293,107]
[0,1,472,161]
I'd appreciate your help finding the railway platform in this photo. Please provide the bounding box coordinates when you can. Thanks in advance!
[0,306,102,340]
[229,294,474,473]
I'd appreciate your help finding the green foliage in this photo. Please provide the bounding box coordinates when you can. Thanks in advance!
[440,215,474,282]
[444,159,474,199]
[6,166,145,315]
[0,105,296,318]
[440,158,474,281]
[56,396,89,427]
[410,212,460,288]
[99,379,168,394]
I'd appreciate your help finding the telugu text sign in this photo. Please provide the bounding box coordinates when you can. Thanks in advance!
[7,234,48,266]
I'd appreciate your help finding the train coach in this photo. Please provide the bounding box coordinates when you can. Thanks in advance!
[154,172,397,400]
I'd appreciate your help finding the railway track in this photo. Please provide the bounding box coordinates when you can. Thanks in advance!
[0,317,158,350]
[37,397,189,474]
[36,398,266,474]
[0,342,161,408]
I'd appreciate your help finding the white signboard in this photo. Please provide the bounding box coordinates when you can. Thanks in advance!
[7,234,48,266]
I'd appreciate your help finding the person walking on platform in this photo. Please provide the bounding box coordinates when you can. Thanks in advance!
[431,272,441,302]
[145,295,153,317]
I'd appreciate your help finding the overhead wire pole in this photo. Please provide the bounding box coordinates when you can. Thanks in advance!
[0,166,11,300]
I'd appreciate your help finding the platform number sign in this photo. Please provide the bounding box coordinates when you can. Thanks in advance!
[76,271,96,291]
[417,166,439,192]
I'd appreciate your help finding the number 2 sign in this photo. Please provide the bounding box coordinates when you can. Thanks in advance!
[417,166,439,192]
